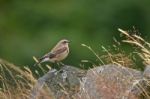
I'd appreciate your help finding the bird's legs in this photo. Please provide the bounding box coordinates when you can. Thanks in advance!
[56,62,65,66]
[59,62,65,66]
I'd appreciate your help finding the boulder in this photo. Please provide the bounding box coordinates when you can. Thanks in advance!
[30,65,150,99]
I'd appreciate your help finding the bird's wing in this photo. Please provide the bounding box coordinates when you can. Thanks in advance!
[39,47,67,60]
[52,47,67,56]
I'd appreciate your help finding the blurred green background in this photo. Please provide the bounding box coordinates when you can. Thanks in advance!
[0,0,150,68]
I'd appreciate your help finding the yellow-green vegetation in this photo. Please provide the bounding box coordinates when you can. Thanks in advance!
[0,28,150,99]
[82,28,150,69]
[118,28,150,66]
[0,59,36,99]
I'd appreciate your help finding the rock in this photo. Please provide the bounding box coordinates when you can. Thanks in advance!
[143,65,150,79]
[45,66,86,99]
[30,64,150,99]
[30,65,86,99]
[76,65,143,99]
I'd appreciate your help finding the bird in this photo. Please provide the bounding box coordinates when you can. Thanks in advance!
[34,39,70,66]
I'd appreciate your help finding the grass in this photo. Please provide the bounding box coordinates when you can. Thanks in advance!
[0,28,150,98]
[0,59,35,99]
[118,28,150,66]
[81,39,135,68]
[82,28,150,69]
[0,58,38,99]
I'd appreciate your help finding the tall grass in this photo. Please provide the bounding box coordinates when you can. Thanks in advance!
[118,28,150,66]
[0,59,36,99]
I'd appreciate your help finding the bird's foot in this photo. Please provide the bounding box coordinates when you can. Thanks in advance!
[57,62,65,66]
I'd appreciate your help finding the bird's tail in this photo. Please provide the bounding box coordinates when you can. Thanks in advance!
[33,56,49,66]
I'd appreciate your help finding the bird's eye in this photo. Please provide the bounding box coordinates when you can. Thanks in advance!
[62,40,69,44]
[63,40,68,43]
[62,41,66,43]
[64,41,67,43]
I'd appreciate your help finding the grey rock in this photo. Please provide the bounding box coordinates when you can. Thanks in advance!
[45,66,86,99]
[77,65,143,99]
[30,65,150,99]
[143,65,150,79]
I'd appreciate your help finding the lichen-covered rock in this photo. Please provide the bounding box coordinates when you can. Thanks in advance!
[143,65,150,79]
[76,65,143,99]
[31,64,150,99]
[45,66,86,99]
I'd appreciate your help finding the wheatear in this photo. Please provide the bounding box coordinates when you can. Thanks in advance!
[34,39,70,66]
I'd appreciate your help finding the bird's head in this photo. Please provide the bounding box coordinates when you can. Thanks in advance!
[60,39,70,45]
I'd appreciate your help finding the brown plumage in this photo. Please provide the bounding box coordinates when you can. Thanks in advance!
[34,39,70,66]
